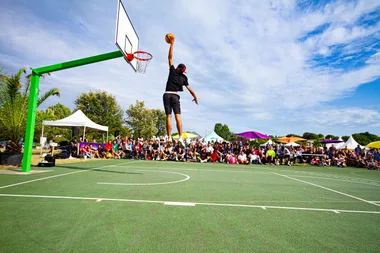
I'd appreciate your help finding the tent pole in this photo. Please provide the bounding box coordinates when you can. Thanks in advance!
[106,131,108,142]
[40,125,44,157]
[83,126,86,142]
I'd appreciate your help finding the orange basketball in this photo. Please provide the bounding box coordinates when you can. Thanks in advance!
[165,33,175,43]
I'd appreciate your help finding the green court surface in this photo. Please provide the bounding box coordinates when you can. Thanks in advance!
[1,160,379,252]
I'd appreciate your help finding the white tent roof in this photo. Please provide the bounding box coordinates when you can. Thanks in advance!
[43,110,108,132]
[335,136,363,150]
[285,142,300,147]
[260,139,275,146]
[202,130,225,143]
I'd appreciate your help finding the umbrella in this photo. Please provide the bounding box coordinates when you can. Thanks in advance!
[235,131,270,139]
[277,136,306,143]
[321,139,343,143]
[366,141,380,149]
[172,132,200,139]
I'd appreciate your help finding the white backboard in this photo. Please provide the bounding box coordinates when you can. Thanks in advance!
[115,0,139,72]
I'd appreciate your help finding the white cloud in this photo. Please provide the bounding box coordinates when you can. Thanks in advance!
[306,107,380,127]
[0,0,379,137]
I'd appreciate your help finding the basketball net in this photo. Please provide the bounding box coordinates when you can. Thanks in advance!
[125,51,153,74]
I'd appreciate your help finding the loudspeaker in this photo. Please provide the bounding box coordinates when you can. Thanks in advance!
[72,127,79,138]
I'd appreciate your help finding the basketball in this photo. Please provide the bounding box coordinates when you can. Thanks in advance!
[165,33,175,44]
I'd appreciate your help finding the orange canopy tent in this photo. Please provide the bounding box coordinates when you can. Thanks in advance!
[277,136,306,143]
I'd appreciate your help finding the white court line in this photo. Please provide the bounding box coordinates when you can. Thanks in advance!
[288,175,380,187]
[164,202,195,206]
[97,170,190,186]
[274,173,380,208]
[0,161,140,190]
[0,193,379,214]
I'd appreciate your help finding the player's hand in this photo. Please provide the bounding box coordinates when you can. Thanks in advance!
[169,37,175,44]
[192,98,198,105]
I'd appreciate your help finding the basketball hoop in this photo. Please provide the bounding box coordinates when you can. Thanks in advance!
[124,51,152,74]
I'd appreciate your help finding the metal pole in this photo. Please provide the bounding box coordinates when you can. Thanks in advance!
[21,72,40,172]
[20,50,124,172]
[83,126,86,142]
[40,125,44,157]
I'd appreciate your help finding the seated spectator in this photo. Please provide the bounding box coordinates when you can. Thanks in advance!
[336,154,346,167]
[229,154,237,164]
[367,158,379,170]
[265,146,276,165]
[112,140,122,159]
[177,147,185,161]
[210,149,219,163]
[199,147,209,163]
[90,144,102,159]
[248,152,262,164]
[237,151,249,164]
[104,141,113,158]
[277,145,290,165]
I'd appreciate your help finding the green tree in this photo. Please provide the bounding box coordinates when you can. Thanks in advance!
[35,103,72,142]
[318,133,324,139]
[302,132,319,140]
[352,132,380,146]
[214,123,236,141]
[152,109,166,137]
[0,68,60,152]
[286,134,302,138]
[74,90,124,139]
[325,134,339,140]
[342,136,350,142]
[125,101,165,139]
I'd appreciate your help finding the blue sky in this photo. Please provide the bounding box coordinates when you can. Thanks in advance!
[0,0,379,137]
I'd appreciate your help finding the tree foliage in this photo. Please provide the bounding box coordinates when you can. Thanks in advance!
[286,134,302,137]
[214,123,236,141]
[125,101,166,139]
[302,132,319,140]
[342,136,350,142]
[352,132,380,146]
[74,90,124,138]
[0,68,60,151]
[325,134,339,140]
[35,103,72,142]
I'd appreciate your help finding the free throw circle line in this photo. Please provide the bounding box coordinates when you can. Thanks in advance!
[97,170,190,186]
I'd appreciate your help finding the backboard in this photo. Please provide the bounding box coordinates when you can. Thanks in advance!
[115,0,139,72]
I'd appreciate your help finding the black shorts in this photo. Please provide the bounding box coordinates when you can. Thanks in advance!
[163,93,181,115]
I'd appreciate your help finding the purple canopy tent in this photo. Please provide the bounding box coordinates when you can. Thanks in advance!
[321,139,343,143]
[235,131,270,139]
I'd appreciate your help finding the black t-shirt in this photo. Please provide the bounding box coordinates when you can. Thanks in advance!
[152,143,159,150]
[165,65,189,92]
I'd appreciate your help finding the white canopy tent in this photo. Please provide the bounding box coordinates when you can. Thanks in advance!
[42,110,109,148]
[260,139,275,147]
[285,142,300,147]
[334,136,364,150]
[202,130,225,143]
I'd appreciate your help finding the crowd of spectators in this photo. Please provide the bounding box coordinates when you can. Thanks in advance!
[66,134,379,170]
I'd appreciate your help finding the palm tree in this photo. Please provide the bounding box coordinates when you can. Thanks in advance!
[0,67,60,152]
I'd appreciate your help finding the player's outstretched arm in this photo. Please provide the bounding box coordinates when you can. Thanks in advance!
[186,86,198,105]
[168,37,175,67]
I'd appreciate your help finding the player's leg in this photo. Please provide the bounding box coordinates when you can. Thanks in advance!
[172,94,184,147]
[163,94,173,140]
[166,114,172,139]
[174,114,182,137]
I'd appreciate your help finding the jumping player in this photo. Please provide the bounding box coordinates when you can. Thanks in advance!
[163,36,198,147]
